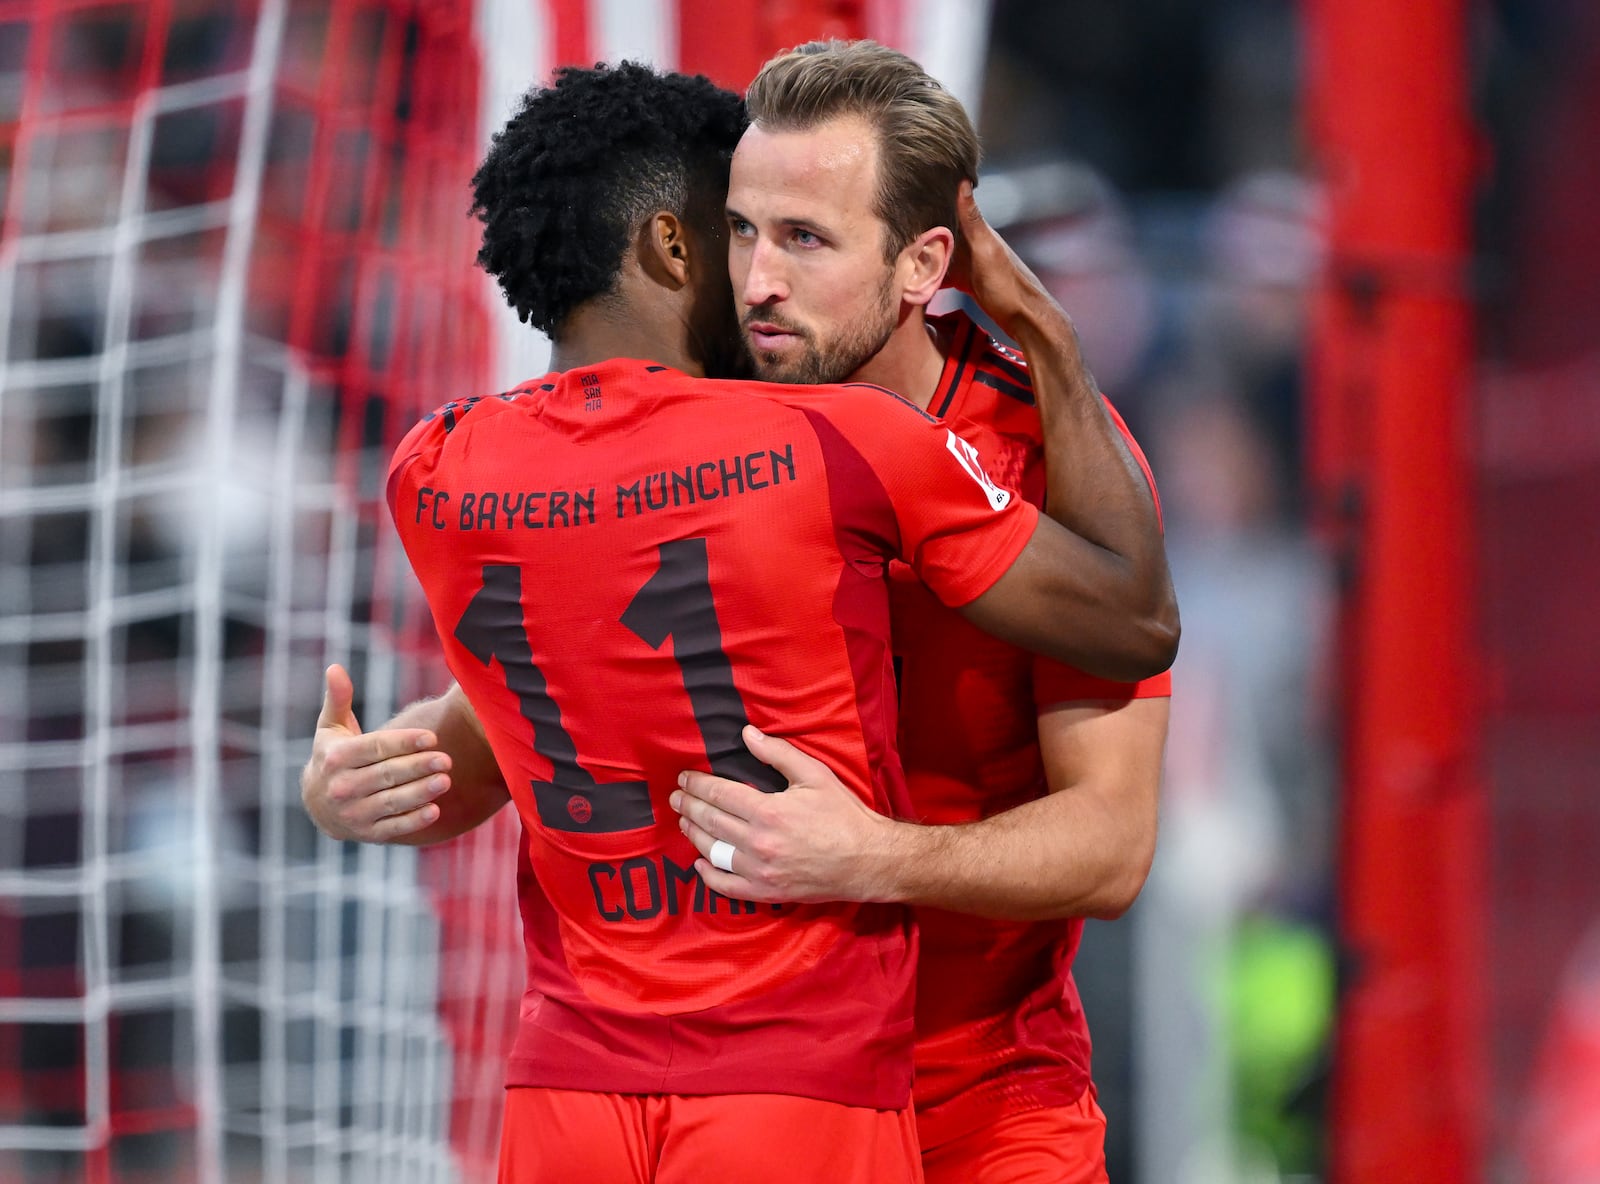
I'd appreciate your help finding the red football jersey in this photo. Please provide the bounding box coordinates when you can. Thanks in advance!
[891,311,1172,1146]
[386,357,1039,1109]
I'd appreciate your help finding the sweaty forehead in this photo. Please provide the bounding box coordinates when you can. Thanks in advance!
[729,116,881,221]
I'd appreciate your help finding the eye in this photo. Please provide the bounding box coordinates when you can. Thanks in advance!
[792,229,821,247]
[728,216,754,237]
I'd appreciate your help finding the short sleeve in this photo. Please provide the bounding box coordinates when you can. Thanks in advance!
[1033,657,1172,711]
[806,386,1039,609]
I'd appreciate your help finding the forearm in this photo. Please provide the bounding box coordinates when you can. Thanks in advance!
[870,788,1154,921]
[1006,294,1177,648]
[675,703,1167,918]
[1010,297,1157,546]
[958,292,1179,680]
[953,186,1177,678]
[386,685,510,845]
[873,696,1168,919]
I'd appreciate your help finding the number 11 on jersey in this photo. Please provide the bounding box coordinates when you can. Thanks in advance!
[453,537,783,835]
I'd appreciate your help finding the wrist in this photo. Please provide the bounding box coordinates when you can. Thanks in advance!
[1011,301,1082,364]
[989,277,1066,338]
[857,817,942,905]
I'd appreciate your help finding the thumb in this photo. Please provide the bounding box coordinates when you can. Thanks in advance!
[318,664,361,733]
[742,725,828,786]
[956,179,986,235]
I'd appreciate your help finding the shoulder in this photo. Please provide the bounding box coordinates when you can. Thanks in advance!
[403,386,527,437]
[390,377,556,466]
[737,378,939,429]
[430,371,562,423]
[836,381,938,422]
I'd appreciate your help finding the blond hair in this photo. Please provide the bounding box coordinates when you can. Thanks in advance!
[745,40,979,261]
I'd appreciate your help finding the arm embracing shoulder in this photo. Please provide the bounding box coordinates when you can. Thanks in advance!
[959,516,1177,683]
[954,184,1178,679]
[833,392,1174,682]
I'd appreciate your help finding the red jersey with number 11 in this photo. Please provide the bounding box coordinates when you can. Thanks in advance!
[386,358,1039,1110]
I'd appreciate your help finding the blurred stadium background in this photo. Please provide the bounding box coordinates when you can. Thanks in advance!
[0,1,1595,1181]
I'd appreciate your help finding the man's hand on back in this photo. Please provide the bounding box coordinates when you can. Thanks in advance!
[672,726,905,905]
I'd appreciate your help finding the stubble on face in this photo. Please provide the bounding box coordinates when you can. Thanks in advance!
[745,267,900,385]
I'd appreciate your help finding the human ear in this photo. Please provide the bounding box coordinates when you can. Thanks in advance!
[638,211,692,290]
[897,225,955,307]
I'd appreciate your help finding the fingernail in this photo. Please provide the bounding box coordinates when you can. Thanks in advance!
[746,724,765,741]
[430,756,448,772]
[669,791,682,812]
[416,734,435,749]
[677,772,687,788]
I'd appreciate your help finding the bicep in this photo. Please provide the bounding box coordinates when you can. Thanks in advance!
[1035,695,1168,914]
[953,528,1059,646]
[1037,695,1170,823]
[955,523,1134,673]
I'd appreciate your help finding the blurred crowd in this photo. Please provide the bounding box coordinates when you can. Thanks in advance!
[974,3,1600,1182]
[973,4,1334,1179]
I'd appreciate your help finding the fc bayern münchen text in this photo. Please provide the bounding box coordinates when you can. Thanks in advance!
[411,444,797,532]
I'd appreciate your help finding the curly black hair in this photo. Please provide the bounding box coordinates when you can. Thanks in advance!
[471,62,748,336]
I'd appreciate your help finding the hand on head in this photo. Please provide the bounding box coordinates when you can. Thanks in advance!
[946,181,1060,340]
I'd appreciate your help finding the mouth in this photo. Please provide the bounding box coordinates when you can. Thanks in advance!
[743,319,803,352]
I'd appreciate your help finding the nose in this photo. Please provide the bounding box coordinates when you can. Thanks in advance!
[739,236,788,308]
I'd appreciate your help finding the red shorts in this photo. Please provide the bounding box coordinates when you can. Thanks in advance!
[498,1086,923,1184]
[920,1088,1109,1184]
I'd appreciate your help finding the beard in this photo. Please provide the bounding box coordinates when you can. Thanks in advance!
[746,273,899,386]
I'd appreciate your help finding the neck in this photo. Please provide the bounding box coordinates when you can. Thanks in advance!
[551,301,704,376]
[846,307,946,410]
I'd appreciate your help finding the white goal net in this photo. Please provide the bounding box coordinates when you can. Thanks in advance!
[0,2,517,1180]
